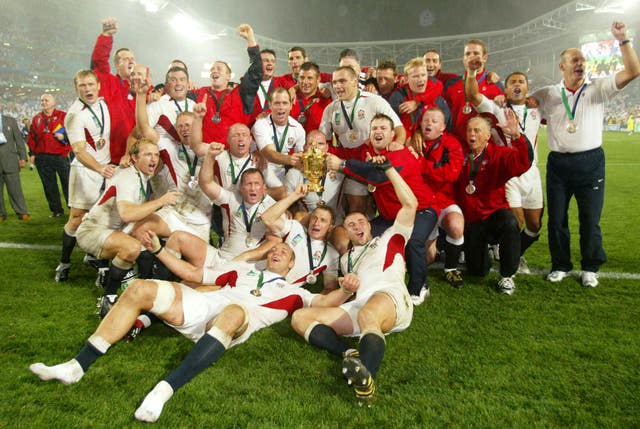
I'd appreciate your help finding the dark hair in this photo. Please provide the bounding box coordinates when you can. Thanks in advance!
[239,167,265,185]
[371,113,394,128]
[288,46,306,57]
[300,61,320,75]
[261,48,276,57]
[339,48,359,62]
[165,66,189,83]
[376,60,397,73]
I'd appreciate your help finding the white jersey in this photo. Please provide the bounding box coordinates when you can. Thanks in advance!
[214,151,255,192]
[275,219,339,287]
[212,189,282,261]
[476,95,541,166]
[284,168,345,219]
[531,75,619,153]
[82,165,151,231]
[65,98,111,166]
[340,220,412,300]
[253,115,305,185]
[320,91,402,148]
[147,97,196,143]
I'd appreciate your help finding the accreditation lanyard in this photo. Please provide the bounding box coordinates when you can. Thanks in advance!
[135,168,152,202]
[339,91,362,130]
[229,154,252,185]
[270,117,290,153]
[468,148,486,183]
[423,136,442,160]
[347,238,375,273]
[81,100,105,138]
[173,99,189,113]
[462,72,487,105]
[241,196,265,233]
[298,95,317,116]
[307,235,327,272]
[259,81,273,110]
[179,144,198,178]
[561,83,588,122]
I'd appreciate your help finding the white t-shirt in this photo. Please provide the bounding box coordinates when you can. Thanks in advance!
[66,98,111,166]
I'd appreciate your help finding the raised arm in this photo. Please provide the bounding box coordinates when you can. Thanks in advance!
[262,184,307,233]
[133,76,159,142]
[197,142,226,201]
[237,24,263,115]
[376,156,417,228]
[189,94,210,156]
[91,18,118,73]
[464,68,484,107]
[612,21,640,90]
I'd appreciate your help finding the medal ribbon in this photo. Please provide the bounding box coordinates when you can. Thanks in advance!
[339,91,361,130]
[508,104,528,133]
[561,83,588,121]
[468,148,486,184]
[297,96,317,118]
[270,117,290,153]
[347,238,375,273]
[135,168,152,202]
[173,99,188,113]
[179,144,198,178]
[241,196,265,233]
[229,154,252,185]
[209,89,227,119]
[253,271,286,294]
[80,100,105,138]
[306,235,327,271]
[259,81,273,110]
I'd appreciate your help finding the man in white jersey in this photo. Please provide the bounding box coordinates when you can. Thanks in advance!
[320,66,404,215]
[54,70,114,283]
[465,70,542,273]
[76,138,179,317]
[198,143,284,261]
[261,183,339,293]
[284,130,345,219]
[291,158,417,403]
[30,242,358,423]
[252,87,305,200]
[530,21,640,288]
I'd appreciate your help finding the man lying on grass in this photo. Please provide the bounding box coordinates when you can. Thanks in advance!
[30,242,357,423]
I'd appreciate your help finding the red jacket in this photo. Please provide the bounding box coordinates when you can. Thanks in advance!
[389,78,445,139]
[333,144,437,219]
[27,110,71,156]
[443,72,503,142]
[289,90,331,134]
[91,34,135,164]
[456,135,532,223]
[416,132,464,211]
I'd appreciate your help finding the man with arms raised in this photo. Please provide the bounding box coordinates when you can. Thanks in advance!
[530,21,640,287]
[291,155,417,403]
[30,241,358,422]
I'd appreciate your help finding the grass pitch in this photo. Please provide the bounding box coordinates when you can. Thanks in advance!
[0,129,639,428]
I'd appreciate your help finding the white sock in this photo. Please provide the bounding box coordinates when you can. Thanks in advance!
[134,380,174,423]
[29,359,84,385]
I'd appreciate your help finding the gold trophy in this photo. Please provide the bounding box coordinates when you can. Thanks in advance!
[303,141,327,193]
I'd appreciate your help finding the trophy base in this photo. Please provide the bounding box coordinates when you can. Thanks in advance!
[307,183,324,193]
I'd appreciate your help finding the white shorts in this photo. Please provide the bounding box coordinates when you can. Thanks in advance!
[427,204,463,241]
[343,177,368,196]
[506,166,543,209]
[340,284,413,336]
[69,164,104,210]
[156,206,210,242]
[166,283,289,348]
[76,218,113,259]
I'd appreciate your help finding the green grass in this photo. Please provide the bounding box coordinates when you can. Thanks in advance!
[1,130,639,428]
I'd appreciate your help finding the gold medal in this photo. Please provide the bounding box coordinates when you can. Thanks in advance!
[97,138,106,149]
[250,289,261,297]
[306,274,317,285]
[367,184,377,193]
[298,114,306,124]
[348,129,358,142]
[462,103,473,115]
[567,121,576,133]
[245,237,257,248]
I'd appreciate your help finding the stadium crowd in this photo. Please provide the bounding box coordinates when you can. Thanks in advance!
[1,14,637,422]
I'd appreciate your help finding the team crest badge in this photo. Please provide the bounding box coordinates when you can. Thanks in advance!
[357,109,365,120]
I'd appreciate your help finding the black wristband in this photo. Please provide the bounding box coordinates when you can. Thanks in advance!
[374,158,393,171]
[152,245,163,255]
[620,39,631,46]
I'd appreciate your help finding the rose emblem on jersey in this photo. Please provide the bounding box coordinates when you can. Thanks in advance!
[287,137,294,146]
[357,109,365,120]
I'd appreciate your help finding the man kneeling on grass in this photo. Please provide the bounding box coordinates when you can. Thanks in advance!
[30,242,357,423]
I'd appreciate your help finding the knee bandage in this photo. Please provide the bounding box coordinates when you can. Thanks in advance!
[150,281,176,315]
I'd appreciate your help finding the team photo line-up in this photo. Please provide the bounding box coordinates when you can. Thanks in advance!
[14,17,638,422]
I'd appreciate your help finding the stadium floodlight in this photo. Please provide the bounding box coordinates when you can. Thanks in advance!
[140,0,168,14]
[169,12,218,41]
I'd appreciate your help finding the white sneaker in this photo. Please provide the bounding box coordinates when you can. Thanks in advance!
[411,286,430,306]
[497,276,515,295]
[546,270,568,283]
[517,257,531,274]
[581,271,599,288]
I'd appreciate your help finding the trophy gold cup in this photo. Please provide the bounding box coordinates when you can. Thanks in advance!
[303,141,327,193]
